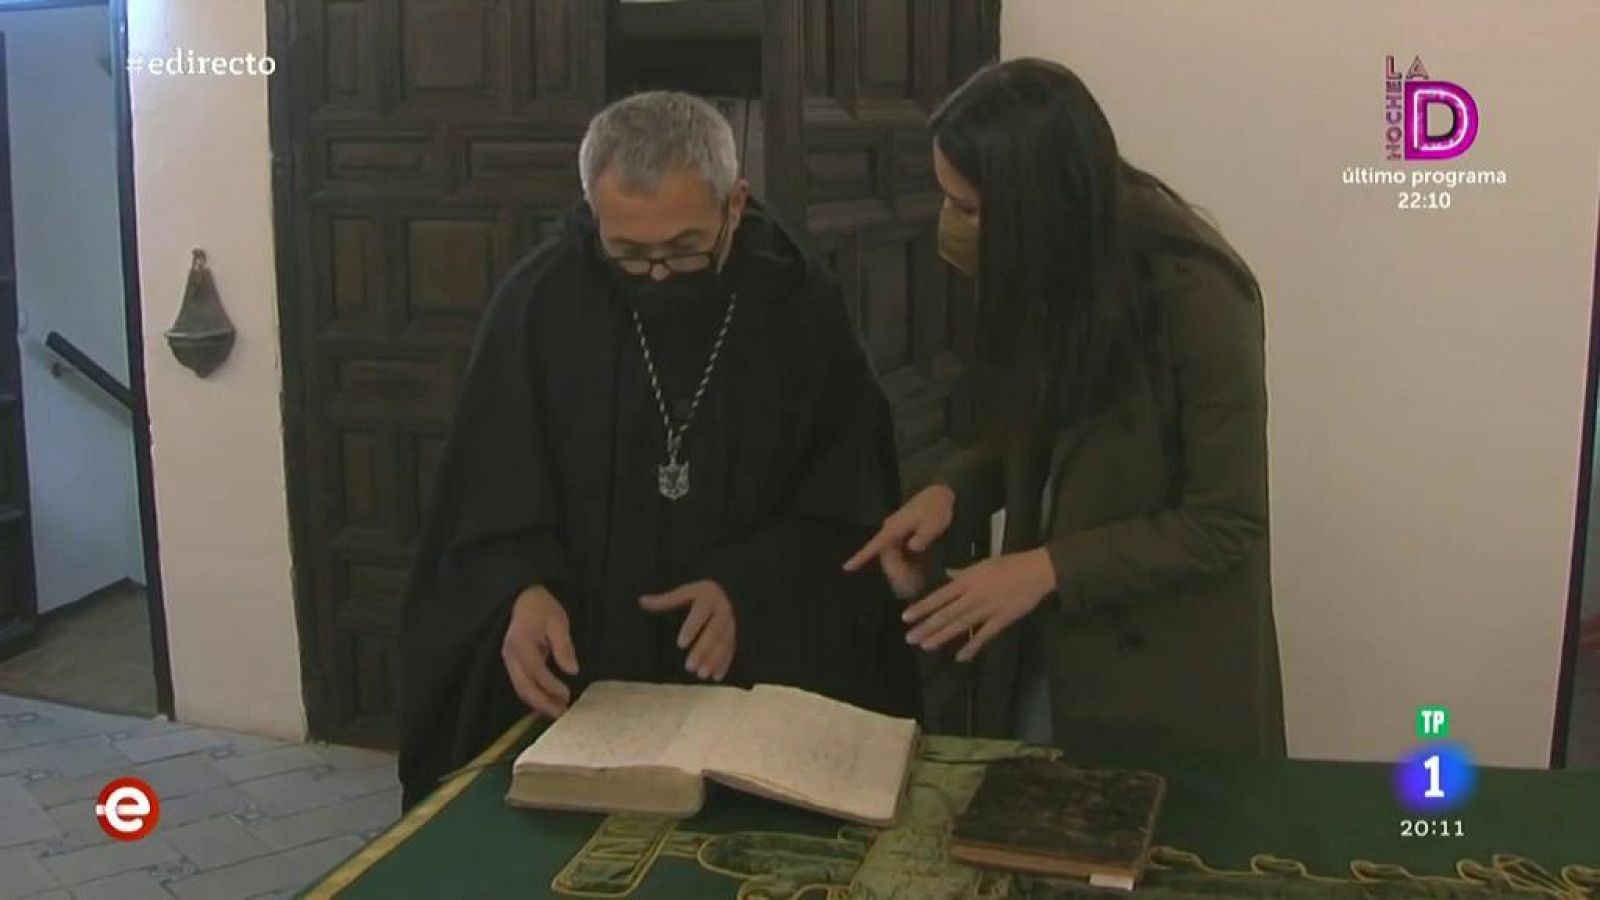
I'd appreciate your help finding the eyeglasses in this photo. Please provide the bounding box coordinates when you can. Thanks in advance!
[607,248,716,277]
[600,209,732,278]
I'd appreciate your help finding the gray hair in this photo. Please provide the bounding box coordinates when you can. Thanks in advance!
[578,91,739,204]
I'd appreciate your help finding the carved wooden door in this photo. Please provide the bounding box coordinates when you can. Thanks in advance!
[269,0,610,746]
[763,0,996,733]
[763,0,984,491]
[272,0,995,746]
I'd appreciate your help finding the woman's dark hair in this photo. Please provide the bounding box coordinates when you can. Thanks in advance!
[930,58,1186,435]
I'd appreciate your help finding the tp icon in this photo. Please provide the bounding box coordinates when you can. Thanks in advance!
[1417,706,1449,739]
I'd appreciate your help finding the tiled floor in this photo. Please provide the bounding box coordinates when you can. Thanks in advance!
[0,588,158,718]
[0,694,399,899]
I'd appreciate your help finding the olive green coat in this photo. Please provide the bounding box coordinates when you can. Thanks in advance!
[935,189,1286,759]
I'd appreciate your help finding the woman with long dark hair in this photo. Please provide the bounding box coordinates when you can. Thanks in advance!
[847,58,1285,758]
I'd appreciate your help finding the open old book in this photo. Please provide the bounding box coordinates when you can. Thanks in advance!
[506,681,920,826]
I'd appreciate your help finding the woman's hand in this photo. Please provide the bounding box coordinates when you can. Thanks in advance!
[903,548,1056,662]
[843,485,957,599]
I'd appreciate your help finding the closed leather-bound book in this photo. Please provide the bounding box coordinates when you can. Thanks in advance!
[949,757,1166,891]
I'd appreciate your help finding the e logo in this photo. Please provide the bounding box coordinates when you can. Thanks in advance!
[94,778,160,841]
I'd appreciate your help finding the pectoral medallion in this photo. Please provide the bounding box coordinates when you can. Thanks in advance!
[629,291,738,505]
[658,459,690,500]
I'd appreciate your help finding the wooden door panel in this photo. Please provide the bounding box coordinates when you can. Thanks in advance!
[767,0,996,735]
[397,0,508,106]
[459,134,585,201]
[319,133,437,190]
[274,0,607,746]
[317,3,380,112]
[308,131,584,201]
[302,0,602,124]
[769,0,964,491]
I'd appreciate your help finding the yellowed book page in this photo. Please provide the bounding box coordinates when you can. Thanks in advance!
[655,685,750,773]
[513,681,748,774]
[706,685,917,823]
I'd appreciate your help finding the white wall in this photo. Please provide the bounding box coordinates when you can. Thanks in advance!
[1003,0,1600,767]
[128,0,303,739]
[0,5,145,613]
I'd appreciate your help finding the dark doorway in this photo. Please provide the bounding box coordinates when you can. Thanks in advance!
[0,34,41,664]
[0,0,172,719]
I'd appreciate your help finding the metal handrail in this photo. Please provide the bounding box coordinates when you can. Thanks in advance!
[44,331,133,411]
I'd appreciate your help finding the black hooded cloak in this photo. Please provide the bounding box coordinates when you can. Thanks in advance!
[397,202,919,808]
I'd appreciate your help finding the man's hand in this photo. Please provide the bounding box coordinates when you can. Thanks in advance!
[903,548,1056,663]
[502,585,580,718]
[843,484,956,599]
[640,580,736,681]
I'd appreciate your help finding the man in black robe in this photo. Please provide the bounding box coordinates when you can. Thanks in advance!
[398,91,919,809]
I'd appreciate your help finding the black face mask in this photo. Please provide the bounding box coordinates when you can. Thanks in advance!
[609,264,724,311]
[601,210,734,311]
